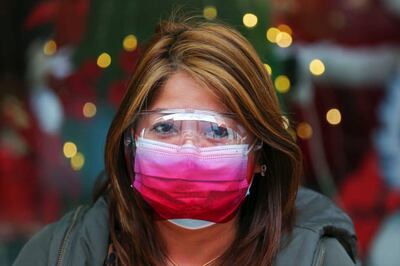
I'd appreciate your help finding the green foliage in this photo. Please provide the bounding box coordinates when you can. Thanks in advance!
[73,0,277,93]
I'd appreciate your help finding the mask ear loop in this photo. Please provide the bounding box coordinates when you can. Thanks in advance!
[245,139,263,155]
[246,139,267,177]
[254,141,267,177]
[123,127,136,189]
[124,111,148,188]
[256,141,267,177]
[245,139,265,197]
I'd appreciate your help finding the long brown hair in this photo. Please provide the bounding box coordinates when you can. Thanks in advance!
[102,15,302,266]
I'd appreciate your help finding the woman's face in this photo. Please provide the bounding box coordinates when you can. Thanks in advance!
[142,70,260,180]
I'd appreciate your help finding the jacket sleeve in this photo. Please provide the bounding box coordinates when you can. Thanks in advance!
[12,208,81,266]
[12,223,57,266]
[321,238,357,266]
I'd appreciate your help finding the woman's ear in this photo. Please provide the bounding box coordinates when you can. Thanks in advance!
[254,162,267,176]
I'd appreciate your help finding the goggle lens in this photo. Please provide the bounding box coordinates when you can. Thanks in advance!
[134,109,249,147]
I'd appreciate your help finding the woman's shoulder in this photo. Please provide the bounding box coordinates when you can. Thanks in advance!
[294,187,355,234]
[319,237,358,266]
[274,187,359,266]
[13,197,110,266]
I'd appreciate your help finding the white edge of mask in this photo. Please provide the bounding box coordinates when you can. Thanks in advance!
[168,219,216,230]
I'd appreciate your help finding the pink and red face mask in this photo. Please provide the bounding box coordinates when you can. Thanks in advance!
[124,109,261,228]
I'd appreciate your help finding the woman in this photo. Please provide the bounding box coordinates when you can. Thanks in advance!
[14,17,358,266]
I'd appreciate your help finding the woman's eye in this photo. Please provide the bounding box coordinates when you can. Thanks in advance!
[151,122,177,135]
[207,124,229,139]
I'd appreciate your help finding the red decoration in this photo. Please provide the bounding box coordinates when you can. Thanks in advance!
[107,48,141,108]
[338,150,400,257]
[0,99,79,238]
[120,48,141,74]
[25,0,90,46]
[108,80,127,109]
[274,0,400,46]
[54,0,90,46]
[25,1,58,30]
[48,59,102,119]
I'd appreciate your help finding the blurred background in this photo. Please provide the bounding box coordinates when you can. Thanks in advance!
[1,0,399,265]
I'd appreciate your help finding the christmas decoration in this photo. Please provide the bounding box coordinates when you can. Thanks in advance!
[272,0,400,258]
[375,68,400,188]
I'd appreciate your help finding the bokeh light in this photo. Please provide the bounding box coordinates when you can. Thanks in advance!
[326,108,342,125]
[63,142,77,158]
[123,34,138,52]
[71,152,85,171]
[83,102,97,118]
[243,13,258,28]
[97,52,111,68]
[203,6,217,20]
[274,75,291,93]
[278,24,293,35]
[276,32,293,48]
[266,27,280,43]
[309,59,326,76]
[297,122,313,139]
[43,40,57,56]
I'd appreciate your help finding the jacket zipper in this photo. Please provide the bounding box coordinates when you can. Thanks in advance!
[312,239,326,266]
[56,206,85,266]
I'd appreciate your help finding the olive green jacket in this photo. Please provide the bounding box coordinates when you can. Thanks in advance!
[13,187,358,266]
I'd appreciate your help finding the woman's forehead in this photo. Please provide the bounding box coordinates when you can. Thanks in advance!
[148,71,229,113]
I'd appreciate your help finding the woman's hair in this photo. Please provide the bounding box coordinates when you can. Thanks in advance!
[102,15,302,266]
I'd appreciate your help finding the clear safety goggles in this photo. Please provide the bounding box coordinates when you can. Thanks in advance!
[126,109,262,149]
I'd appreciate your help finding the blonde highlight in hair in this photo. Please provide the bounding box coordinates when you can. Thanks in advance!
[102,15,302,266]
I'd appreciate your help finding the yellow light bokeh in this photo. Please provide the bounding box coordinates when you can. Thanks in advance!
[71,152,85,171]
[63,142,77,158]
[309,59,326,76]
[274,75,291,93]
[203,6,217,20]
[297,122,313,140]
[43,40,57,56]
[243,13,258,28]
[97,52,111,68]
[276,32,293,48]
[264,64,272,75]
[123,34,138,52]
[83,102,97,118]
[278,24,293,35]
[266,27,280,43]
[326,108,342,125]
